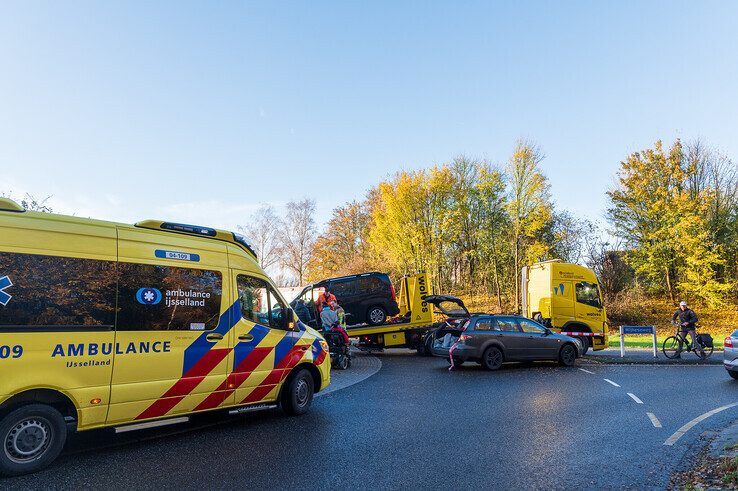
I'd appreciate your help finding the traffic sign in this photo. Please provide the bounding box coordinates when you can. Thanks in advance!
[619,325,657,358]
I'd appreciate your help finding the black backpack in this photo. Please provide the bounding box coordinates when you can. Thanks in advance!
[698,333,713,348]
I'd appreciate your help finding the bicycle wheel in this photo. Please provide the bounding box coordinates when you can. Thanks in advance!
[662,336,683,359]
[695,342,714,360]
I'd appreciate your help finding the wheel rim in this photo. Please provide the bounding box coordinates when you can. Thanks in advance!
[486,349,501,368]
[295,378,310,407]
[563,346,575,364]
[662,337,682,359]
[695,345,714,360]
[4,417,53,464]
[369,309,384,324]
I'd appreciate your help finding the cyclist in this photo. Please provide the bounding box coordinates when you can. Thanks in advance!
[672,301,698,353]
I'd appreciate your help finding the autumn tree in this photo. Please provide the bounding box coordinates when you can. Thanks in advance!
[279,198,317,285]
[506,140,552,312]
[306,200,374,281]
[238,204,283,273]
[607,140,730,306]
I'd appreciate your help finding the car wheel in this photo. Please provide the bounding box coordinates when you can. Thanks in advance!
[281,368,314,416]
[559,344,577,367]
[0,404,67,477]
[728,371,738,380]
[482,346,503,371]
[366,306,387,326]
[418,333,434,356]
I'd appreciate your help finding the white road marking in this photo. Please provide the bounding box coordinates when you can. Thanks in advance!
[647,412,662,428]
[603,378,621,387]
[578,368,595,374]
[627,393,644,404]
[664,402,738,446]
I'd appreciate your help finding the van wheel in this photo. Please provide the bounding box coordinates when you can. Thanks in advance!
[559,344,577,367]
[482,346,503,371]
[281,369,314,416]
[367,306,387,326]
[0,404,67,477]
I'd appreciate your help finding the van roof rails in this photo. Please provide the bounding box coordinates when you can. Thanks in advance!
[0,198,25,213]
[134,220,257,260]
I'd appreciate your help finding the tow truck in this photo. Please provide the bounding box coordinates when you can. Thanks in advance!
[292,272,464,353]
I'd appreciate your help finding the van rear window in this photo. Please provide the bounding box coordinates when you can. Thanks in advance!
[117,263,222,331]
[0,252,116,329]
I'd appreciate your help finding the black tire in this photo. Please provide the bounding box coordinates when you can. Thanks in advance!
[578,336,590,356]
[695,344,714,360]
[728,370,738,380]
[0,404,67,477]
[280,368,314,416]
[366,306,387,326]
[418,333,434,356]
[559,344,577,367]
[662,336,683,359]
[482,346,503,371]
[335,354,350,370]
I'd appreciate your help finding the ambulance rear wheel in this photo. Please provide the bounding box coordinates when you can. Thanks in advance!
[0,404,67,476]
[281,369,314,416]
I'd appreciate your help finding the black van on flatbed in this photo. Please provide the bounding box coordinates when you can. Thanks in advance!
[291,272,400,327]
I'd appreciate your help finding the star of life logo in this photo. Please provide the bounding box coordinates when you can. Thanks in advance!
[136,287,162,305]
[0,275,12,306]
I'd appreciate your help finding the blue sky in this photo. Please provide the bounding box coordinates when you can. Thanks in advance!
[1,1,737,233]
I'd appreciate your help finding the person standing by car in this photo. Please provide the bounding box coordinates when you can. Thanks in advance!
[672,301,699,351]
[316,290,337,313]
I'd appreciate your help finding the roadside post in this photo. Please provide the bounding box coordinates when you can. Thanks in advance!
[619,325,657,358]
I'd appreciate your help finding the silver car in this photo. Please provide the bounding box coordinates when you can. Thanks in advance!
[724,330,738,379]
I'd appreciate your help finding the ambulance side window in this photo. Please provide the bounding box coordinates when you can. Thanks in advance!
[0,251,117,329]
[237,275,287,330]
[117,263,222,331]
[237,276,270,326]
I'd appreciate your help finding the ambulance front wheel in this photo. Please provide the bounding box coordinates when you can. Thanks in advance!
[0,404,67,477]
[281,369,315,416]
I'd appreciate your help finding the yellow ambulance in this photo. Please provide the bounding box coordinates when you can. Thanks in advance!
[0,198,330,476]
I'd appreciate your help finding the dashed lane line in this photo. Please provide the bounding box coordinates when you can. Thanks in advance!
[627,393,644,404]
[664,402,738,446]
[647,413,662,428]
[603,378,621,387]
[578,368,595,374]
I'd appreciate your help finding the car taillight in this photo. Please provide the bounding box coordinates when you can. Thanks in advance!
[725,337,733,348]
[459,334,471,342]
[390,283,396,302]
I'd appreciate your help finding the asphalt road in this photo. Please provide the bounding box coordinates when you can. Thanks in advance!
[3,352,738,490]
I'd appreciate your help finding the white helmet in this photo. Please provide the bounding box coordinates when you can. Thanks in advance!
[679,301,688,307]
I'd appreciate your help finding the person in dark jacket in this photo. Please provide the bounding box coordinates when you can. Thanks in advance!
[672,301,698,350]
[293,299,312,325]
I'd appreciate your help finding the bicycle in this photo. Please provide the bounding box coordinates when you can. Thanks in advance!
[662,322,713,360]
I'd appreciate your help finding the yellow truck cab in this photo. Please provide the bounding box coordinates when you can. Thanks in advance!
[0,198,330,476]
[522,260,608,354]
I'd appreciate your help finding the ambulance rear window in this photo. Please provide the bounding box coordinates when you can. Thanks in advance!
[0,252,116,330]
[116,263,222,331]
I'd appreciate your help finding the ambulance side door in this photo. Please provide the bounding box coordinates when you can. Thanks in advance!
[107,230,231,424]
[229,271,302,406]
